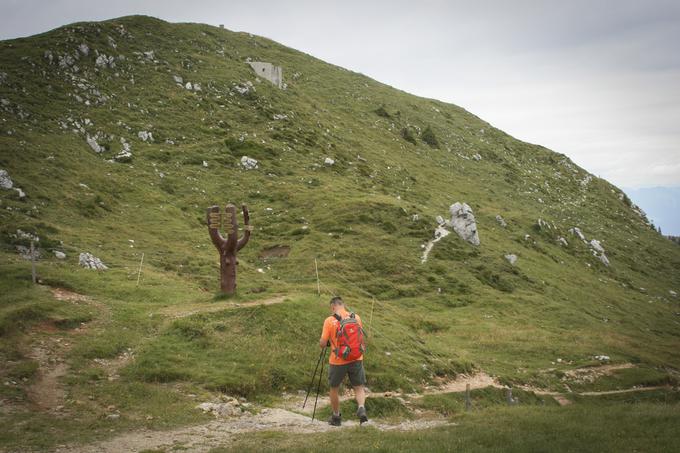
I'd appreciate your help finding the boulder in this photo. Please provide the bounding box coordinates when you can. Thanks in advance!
[54,251,66,259]
[137,131,153,142]
[78,44,89,56]
[505,254,518,265]
[240,156,258,170]
[79,252,108,270]
[0,169,14,189]
[448,202,480,246]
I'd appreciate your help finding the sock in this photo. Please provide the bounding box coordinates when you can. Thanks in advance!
[358,405,365,409]
[333,411,340,416]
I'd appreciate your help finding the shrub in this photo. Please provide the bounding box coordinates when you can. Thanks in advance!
[374,105,390,118]
[421,126,439,148]
[401,127,417,145]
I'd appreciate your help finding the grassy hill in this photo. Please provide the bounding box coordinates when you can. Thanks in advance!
[1,15,679,451]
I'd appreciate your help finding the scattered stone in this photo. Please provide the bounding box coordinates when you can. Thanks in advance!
[505,254,518,265]
[106,414,120,420]
[557,237,568,247]
[113,150,132,163]
[448,202,480,246]
[137,130,153,142]
[240,156,258,170]
[15,187,26,198]
[173,75,183,84]
[435,215,445,225]
[599,253,610,266]
[202,160,208,168]
[324,157,335,166]
[569,227,586,242]
[185,82,193,90]
[78,43,89,56]
[670,290,677,297]
[472,153,482,161]
[495,215,507,227]
[196,401,242,417]
[95,54,115,68]
[78,252,108,270]
[54,251,66,259]
[594,355,610,362]
[192,83,202,91]
[537,218,551,229]
[590,239,605,253]
[16,245,40,260]
[272,113,288,120]
[0,169,14,189]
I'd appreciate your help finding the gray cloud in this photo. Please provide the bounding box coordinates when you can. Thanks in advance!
[1,0,679,188]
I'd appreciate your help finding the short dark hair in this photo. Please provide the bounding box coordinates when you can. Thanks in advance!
[329,296,344,306]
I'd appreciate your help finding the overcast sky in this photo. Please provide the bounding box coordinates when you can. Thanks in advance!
[2,0,679,190]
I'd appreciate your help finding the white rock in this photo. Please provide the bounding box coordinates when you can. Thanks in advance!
[448,202,480,246]
[240,156,258,170]
[14,187,25,198]
[78,43,89,56]
[505,254,518,265]
[185,82,193,90]
[0,169,14,189]
[78,252,108,270]
[557,237,568,246]
[196,402,240,417]
[173,75,183,84]
[114,150,132,163]
[435,215,445,225]
[54,251,66,259]
[599,253,610,266]
[495,215,507,227]
[86,135,103,153]
[669,290,677,297]
[594,355,610,362]
[193,83,202,91]
[569,227,586,241]
[324,157,335,166]
[590,239,605,253]
[472,153,482,161]
[202,160,208,168]
[137,131,153,142]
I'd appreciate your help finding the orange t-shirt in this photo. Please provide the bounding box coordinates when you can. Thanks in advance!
[320,308,364,365]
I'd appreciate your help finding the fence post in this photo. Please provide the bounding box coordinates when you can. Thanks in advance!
[30,240,37,284]
[136,252,145,286]
[465,383,471,411]
[314,258,320,297]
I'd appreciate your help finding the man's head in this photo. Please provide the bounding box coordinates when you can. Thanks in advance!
[329,296,344,313]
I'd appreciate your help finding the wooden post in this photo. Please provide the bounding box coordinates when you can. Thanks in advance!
[465,383,471,411]
[30,240,37,284]
[136,252,144,286]
[314,258,320,297]
[506,387,513,405]
[207,204,252,295]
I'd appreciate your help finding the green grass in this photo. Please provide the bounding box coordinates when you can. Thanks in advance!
[213,402,680,452]
[0,14,679,452]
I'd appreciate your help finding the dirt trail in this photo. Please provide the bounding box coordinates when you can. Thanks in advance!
[57,408,455,453]
[24,288,107,411]
[157,295,287,319]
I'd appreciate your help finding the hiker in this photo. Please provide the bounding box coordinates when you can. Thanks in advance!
[319,296,368,426]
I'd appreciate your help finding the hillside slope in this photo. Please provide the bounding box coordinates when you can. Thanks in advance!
[1,15,679,450]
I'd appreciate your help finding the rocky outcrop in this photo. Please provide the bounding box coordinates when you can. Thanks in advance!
[448,202,480,246]
[79,253,108,270]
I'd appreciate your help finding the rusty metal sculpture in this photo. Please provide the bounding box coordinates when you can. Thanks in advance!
[207,204,252,294]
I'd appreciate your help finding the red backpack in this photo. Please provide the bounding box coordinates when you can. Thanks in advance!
[333,312,366,361]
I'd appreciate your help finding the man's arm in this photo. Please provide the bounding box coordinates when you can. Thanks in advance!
[319,318,330,349]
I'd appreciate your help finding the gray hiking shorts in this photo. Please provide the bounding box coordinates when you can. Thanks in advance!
[328,360,366,388]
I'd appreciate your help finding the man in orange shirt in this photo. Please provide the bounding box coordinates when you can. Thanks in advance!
[319,296,368,426]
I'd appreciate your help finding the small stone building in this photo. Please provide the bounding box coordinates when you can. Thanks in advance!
[247,61,283,89]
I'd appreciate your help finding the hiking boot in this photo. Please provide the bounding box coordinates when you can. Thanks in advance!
[356,406,368,424]
[328,413,342,426]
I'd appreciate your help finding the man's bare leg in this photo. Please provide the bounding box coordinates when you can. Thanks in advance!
[353,385,366,406]
[330,386,341,414]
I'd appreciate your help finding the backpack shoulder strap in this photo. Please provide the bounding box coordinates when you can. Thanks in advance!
[333,313,342,322]
[349,312,356,319]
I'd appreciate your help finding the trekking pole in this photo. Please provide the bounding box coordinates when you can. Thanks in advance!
[312,346,327,422]
[302,346,326,409]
